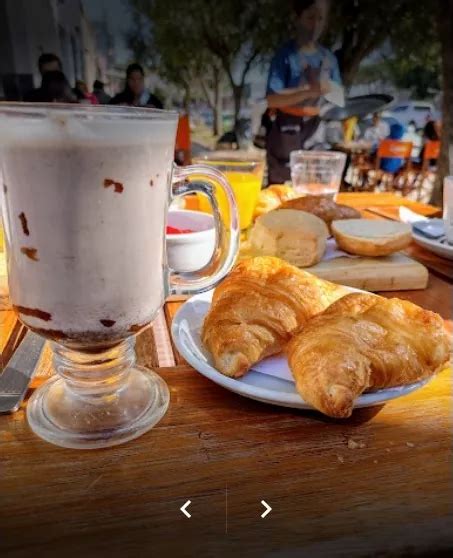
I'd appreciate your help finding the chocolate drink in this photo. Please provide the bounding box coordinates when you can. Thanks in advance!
[0,112,176,347]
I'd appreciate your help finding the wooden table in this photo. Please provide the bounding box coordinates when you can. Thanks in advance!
[1,194,452,557]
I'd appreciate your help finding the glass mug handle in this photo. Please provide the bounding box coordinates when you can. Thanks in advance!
[169,164,239,295]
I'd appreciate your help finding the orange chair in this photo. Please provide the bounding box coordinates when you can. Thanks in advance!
[175,114,191,166]
[421,140,441,172]
[375,139,413,171]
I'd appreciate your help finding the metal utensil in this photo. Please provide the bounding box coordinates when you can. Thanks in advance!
[0,331,45,413]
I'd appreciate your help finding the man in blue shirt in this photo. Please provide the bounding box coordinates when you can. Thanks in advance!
[265,0,342,184]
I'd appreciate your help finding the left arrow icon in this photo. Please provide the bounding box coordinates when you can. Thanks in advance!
[180,500,192,518]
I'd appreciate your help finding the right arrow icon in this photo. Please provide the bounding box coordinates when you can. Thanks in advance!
[261,500,272,518]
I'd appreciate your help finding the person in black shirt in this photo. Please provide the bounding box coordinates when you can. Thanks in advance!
[110,64,163,108]
[24,53,63,102]
[93,80,111,104]
[39,71,77,103]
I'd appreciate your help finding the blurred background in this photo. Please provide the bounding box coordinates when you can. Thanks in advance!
[0,0,452,204]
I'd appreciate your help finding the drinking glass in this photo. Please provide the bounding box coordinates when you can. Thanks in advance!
[290,150,346,197]
[193,152,264,230]
[0,103,239,449]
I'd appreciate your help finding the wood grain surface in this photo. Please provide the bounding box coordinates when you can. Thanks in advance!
[1,194,452,557]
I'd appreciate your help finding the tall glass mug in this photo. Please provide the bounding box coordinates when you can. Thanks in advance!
[290,150,346,198]
[0,104,239,449]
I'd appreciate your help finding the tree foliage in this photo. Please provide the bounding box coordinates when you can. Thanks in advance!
[128,0,290,127]
[324,0,439,89]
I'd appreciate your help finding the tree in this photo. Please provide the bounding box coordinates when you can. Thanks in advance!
[128,0,290,130]
[193,0,290,127]
[433,0,453,206]
[324,0,438,89]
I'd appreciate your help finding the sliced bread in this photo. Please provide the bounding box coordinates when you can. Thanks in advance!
[331,219,411,256]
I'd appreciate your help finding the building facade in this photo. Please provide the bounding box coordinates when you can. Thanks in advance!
[0,0,99,100]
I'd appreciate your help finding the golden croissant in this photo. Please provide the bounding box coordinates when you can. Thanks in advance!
[287,293,450,418]
[202,256,345,378]
[253,185,297,220]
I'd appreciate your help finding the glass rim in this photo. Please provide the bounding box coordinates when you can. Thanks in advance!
[290,150,347,161]
[193,151,264,165]
[0,102,178,121]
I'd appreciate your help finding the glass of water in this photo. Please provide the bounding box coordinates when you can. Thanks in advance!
[290,150,346,198]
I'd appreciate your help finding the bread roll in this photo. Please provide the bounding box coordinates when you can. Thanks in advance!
[331,219,411,256]
[280,195,361,231]
[250,209,329,267]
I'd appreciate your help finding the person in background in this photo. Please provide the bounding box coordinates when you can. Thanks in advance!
[24,53,62,102]
[422,119,440,143]
[419,119,441,165]
[40,71,77,103]
[402,121,422,160]
[363,112,390,148]
[93,80,111,104]
[110,64,163,108]
[265,0,343,184]
[73,80,99,105]
[380,122,406,173]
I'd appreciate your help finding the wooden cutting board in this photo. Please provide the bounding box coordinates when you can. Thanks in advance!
[240,242,428,292]
[307,253,428,291]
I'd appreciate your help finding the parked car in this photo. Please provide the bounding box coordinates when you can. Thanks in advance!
[387,101,435,130]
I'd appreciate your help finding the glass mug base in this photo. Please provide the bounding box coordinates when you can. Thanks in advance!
[27,341,170,449]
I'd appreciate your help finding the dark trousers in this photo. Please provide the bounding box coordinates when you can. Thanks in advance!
[266,110,320,185]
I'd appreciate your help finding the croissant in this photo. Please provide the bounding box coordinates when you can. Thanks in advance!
[202,256,345,378]
[287,292,450,418]
[280,195,361,231]
[253,185,297,220]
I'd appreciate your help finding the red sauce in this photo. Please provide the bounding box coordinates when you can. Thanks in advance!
[166,225,195,234]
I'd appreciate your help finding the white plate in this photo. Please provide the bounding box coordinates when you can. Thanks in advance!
[171,289,431,411]
[412,219,453,261]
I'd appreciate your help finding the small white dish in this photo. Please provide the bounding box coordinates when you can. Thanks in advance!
[412,219,453,261]
[166,210,216,272]
[171,289,432,412]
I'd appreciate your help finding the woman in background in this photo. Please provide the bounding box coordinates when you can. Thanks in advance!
[73,80,99,105]
[110,64,163,108]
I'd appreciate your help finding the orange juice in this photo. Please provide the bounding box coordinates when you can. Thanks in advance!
[197,170,262,229]
[193,154,264,230]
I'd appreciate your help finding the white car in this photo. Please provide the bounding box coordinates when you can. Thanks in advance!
[388,101,435,130]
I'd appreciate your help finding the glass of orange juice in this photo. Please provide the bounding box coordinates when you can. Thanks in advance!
[193,152,264,230]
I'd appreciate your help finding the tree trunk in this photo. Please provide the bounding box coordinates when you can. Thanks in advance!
[212,66,223,137]
[431,0,453,206]
[233,84,243,130]
[213,78,223,137]
[183,83,191,112]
